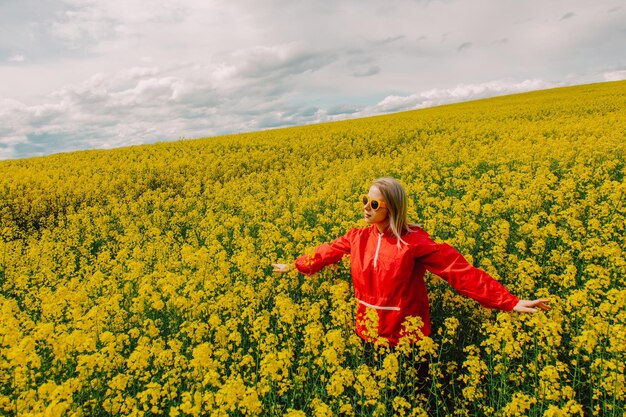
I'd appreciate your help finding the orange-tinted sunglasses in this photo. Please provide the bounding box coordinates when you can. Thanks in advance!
[361,195,387,211]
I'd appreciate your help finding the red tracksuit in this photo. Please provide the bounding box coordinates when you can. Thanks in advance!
[295,225,519,345]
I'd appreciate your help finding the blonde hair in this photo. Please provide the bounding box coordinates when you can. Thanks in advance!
[372,177,414,247]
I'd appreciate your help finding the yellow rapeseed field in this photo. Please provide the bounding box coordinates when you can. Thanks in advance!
[1,81,625,416]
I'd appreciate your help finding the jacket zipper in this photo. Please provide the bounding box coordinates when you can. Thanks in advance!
[373,232,382,268]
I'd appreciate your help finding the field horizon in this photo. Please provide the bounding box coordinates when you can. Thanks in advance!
[1,80,622,164]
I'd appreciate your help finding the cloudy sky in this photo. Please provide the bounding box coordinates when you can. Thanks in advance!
[1,0,625,160]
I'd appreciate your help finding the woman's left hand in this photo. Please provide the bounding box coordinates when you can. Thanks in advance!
[513,299,551,313]
[272,263,290,273]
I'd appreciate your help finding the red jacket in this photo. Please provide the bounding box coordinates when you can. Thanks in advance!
[295,225,519,345]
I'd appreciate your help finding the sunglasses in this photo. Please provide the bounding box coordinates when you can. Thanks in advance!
[361,195,387,211]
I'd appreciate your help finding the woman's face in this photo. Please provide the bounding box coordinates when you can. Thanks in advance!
[363,185,389,226]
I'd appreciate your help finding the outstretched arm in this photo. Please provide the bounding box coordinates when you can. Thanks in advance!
[419,241,550,314]
[418,241,520,311]
[413,232,549,314]
[272,229,354,275]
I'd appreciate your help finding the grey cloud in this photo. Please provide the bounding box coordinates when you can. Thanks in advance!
[607,6,621,13]
[457,42,472,52]
[378,35,406,44]
[560,12,576,21]
[272,51,336,77]
[344,48,376,66]
[234,47,337,80]
[50,6,120,49]
[47,1,191,48]
[0,0,59,25]
[353,66,380,77]
[292,107,319,118]
[174,86,221,109]
[0,0,90,64]
[143,3,189,24]
[277,104,320,120]
[326,104,361,116]
[257,115,300,129]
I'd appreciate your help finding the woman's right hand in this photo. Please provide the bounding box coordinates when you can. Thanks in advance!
[272,263,290,273]
[513,299,551,313]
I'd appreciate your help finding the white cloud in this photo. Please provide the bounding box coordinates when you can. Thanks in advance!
[603,70,626,82]
[108,77,183,107]
[8,54,26,63]
[50,4,118,48]
[0,99,31,160]
[0,147,17,160]
[357,79,556,115]
[0,132,29,146]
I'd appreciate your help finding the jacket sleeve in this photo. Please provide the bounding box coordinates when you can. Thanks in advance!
[414,235,519,311]
[294,229,353,275]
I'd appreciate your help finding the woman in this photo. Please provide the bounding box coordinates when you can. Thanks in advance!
[273,177,550,347]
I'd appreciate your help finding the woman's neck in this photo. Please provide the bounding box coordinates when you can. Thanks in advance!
[375,221,389,234]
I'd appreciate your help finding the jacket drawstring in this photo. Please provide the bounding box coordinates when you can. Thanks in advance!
[373,232,382,268]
